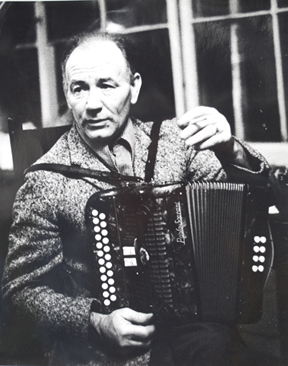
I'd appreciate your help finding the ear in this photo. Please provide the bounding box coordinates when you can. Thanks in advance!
[130,73,142,105]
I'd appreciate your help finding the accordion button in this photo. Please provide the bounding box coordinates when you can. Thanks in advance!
[98,258,105,266]
[253,246,260,253]
[107,270,114,277]
[106,262,113,269]
[104,299,111,306]
[96,242,103,249]
[93,218,99,225]
[103,238,109,244]
[94,226,101,233]
[95,234,102,241]
[101,275,107,282]
[110,295,117,302]
[99,213,106,220]
[92,210,98,217]
[97,250,104,257]
[99,266,106,273]
[103,291,109,298]
[105,254,112,261]
[104,246,111,253]
[100,221,107,228]
[101,229,108,236]
[254,236,260,243]
[109,286,116,293]
[102,283,108,290]
[260,236,267,244]
[260,246,266,253]
[252,265,258,272]
[108,278,115,285]
[259,256,265,263]
[258,265,264,272]
[253,255,259,262]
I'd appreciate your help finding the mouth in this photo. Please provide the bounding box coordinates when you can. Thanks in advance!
[85,119,108,128]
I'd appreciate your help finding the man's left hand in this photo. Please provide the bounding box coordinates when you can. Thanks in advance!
[177,106,234,154]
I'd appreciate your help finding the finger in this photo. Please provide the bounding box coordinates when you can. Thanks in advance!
[177,106,216,128]
[123,309,154,325]
[179,119,212,139]
[185,124,218,147]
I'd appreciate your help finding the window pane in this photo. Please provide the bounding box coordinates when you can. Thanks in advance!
[192,0,229,17]
[238,16,280,142]
[45,1,100,42]
[278,0,288,7]
[194,21,234,132]
[14,49,41,127]
[279,12,288,130]
[105,0,167,27]
[3,2,36,45]
[128,30,175,122]
[239,0,270,13]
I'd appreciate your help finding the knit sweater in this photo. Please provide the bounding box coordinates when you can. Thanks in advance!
[2,118,269,366]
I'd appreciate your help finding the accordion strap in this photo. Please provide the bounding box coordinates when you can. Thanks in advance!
[145,120,163,182]
[24,163,143,185]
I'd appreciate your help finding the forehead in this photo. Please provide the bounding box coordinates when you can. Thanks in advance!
[65,39,129,82]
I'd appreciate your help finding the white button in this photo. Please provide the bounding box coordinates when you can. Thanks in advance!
[93,218,99,225]
[104,246,110,253]
[109,286,116,293]
[100,221,107,228]
[259,256,265,263]
[92,209,98,217]
[253,255,259,262]
[258,265,264,272]
[95,234,102,241]
[260,236,267,244]
[108,278,115,285]
[254,236,260,243]
[106,262,112,269]
[103,238,109,244]
[99,213,106,220]
[102,283,108,290]
[97,250,104,257]
[260,246,266,253]
[100,275,107,282]
[94,226,101,233]
[105,254,112,261]
[107,270,114,277]
[101,229,108,236]
[253,246,260,253]
[103,291,109,298]
[104,299,111,306]
[110,294,117,302]
[99,266,106,273]
[252,265,258,272]
[96,242,103,249]
[98,258,105,266]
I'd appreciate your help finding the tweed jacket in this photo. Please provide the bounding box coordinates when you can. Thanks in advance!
[2,118,269,366]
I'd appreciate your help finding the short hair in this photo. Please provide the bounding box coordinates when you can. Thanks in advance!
[61,30,138,91]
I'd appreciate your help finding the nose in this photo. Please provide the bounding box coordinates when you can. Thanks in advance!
[86,87,103,115]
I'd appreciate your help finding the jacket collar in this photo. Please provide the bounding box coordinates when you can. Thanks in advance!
[66,119,152,181]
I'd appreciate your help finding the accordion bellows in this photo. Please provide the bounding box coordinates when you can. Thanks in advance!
[86,182,273,324]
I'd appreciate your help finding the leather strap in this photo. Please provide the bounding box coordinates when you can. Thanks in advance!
[24,163,143,186]
[145,121,162,182]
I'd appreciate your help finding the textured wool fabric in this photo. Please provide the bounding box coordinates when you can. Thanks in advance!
[2,118,270,366]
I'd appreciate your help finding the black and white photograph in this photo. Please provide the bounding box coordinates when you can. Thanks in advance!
[0,1,287,365]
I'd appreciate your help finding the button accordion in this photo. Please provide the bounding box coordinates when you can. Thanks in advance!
[85,182,273,324]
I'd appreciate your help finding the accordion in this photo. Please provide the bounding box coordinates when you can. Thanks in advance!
[85,181,273,324]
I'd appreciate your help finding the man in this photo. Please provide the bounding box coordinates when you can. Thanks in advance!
[2,31,272,366]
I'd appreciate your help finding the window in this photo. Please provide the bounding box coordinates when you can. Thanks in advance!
[0,0,287,169]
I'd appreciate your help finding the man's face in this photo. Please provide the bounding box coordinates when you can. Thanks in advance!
[65,39,141,147]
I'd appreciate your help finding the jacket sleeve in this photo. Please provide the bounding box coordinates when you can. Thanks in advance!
[1,172,94,342]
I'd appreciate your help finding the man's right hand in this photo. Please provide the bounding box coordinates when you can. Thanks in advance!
[90,307,155,356]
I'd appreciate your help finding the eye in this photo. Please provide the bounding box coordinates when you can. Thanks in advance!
[101,83,114,89]
[70,83,87,96]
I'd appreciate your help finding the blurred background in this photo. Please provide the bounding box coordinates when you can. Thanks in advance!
[0,0,288,364]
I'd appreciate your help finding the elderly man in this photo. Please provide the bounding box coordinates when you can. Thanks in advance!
[2,31,272,366]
